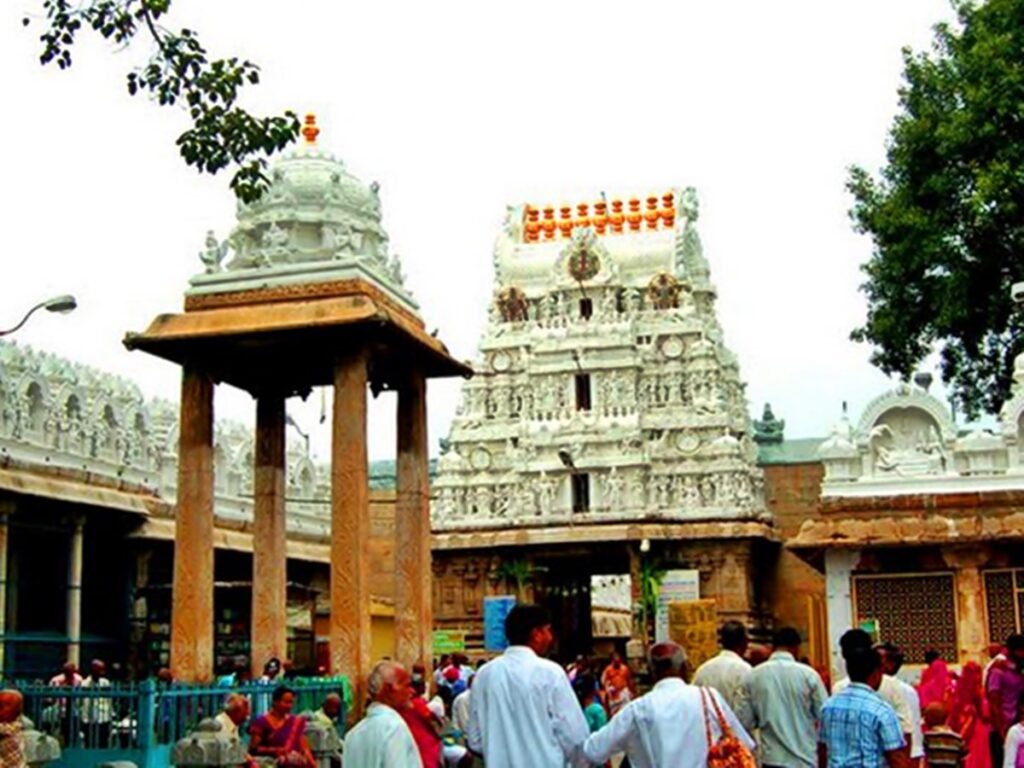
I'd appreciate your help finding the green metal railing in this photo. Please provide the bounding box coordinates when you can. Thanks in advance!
[13,678,348,768]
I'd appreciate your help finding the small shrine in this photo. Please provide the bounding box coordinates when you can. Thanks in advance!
[125,116,470,702]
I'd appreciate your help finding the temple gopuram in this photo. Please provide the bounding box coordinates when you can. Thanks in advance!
[429,191,778,659]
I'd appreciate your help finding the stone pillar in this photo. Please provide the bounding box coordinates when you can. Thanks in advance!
[395,373,431,668]
[330,353,371,716]
[171,367,216,682]
[251,395,288,676]
[825,547,859,682]
[626,542,645,664]
[0,502,10,674]
[943,548,988,664]
[66,516,85,667]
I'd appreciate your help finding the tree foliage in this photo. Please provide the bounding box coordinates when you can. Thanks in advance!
[25,0,300,202]
[847,0,1024,418]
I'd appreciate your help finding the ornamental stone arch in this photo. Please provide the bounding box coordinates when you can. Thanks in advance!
[17,373,50,434]
[855,385,956,446]
[289,454,317,498]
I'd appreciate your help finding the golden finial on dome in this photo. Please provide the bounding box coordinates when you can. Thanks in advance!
[301,113,320,145]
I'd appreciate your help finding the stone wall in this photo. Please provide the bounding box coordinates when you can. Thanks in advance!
[761,462,826,662]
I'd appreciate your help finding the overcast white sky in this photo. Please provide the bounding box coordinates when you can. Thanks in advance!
[1,0,958,461]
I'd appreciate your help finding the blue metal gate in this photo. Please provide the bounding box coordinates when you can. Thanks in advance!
[14,678,348,768]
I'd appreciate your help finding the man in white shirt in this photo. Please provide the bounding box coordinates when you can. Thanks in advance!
[343,660,421,768]
[693,620,754,733]
[80,659,113,748]
[452,679,472,734]
[213,694,250,738]
[584,641,754,768]
[878,643,925,766]
[468,603,590,768]
[832,631,914,759]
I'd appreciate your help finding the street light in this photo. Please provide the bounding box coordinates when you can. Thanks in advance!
[0,295,77,338]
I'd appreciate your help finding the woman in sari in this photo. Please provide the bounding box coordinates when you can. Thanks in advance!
[249,685,316,768]
[920,649,954,710]
[950,662,992,768]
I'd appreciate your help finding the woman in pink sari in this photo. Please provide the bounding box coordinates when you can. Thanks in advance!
[249,686,316,767]
[950,662,992,768]
[919,649,954,710]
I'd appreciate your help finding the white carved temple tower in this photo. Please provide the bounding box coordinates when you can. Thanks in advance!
[430,190,776,657]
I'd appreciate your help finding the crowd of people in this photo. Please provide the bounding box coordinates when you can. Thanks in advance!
[337,609,1024,768]
[0,613,1022,768]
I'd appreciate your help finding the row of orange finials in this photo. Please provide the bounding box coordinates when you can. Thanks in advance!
[523,192,677,241]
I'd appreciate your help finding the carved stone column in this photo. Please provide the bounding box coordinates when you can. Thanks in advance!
[825,547,859,683]
[171,366,215,681]
[330,353,371,717]
[943,548,989,664]
[251,395,287,676]
[395,372,431,668]
[627,542,645,661]
[66,516,85,667]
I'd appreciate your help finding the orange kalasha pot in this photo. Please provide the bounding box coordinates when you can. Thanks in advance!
[543,219,556,239]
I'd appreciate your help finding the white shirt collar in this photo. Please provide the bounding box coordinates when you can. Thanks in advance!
[503,645,538,658]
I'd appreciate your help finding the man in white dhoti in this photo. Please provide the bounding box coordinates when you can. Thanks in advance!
[584,641,755,768]
[468,604,590,768]
[342,660,421,768]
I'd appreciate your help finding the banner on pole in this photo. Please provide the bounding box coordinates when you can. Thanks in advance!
[483,596,517,652]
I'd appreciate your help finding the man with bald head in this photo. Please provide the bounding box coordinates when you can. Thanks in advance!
[214,694,250,739]
[343,661,420,768]
[584,642,754,768]
[0,690,26,768]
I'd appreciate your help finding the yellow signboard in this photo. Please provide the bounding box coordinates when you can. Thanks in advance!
[667,599,718,670]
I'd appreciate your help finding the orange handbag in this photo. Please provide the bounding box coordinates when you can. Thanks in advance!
[700,687,757,768]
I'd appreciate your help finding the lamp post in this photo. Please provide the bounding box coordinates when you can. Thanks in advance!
[0,295,77,338]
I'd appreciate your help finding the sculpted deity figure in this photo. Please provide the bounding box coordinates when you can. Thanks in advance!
[600,375,615,414]
[321,221,356,256]
[262,222,290,252]
[700,475,715,506]
[437,487,457,520]
[386,252,406,285]
[537,472,557,515]
[629,470,646,508]
[604,468,625,512]
[714,472,735,504]
[518,485,537,516]
[472,485,493,517]
[625,288,643,316]
[654,476,671,508]
[199,230,228,273]
[683,476,701,508]
[599,288,619,320]
[665,372,682,405]
[613,371,633,407]
[734,474,753,507]
[493,386,510,420]
[537,294,551,324]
